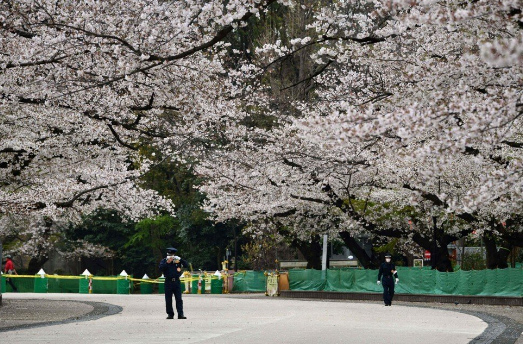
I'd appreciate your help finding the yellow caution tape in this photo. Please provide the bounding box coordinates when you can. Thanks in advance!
[130,275,225,284]
[2,274,82,279]
[2,274,227,283]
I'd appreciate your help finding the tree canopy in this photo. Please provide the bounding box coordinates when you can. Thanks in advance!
[1,0,521,270]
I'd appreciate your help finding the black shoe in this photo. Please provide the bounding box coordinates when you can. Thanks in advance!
[166,315,174,319]
[178,315,187,319]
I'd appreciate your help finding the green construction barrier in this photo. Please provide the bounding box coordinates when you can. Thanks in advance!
[158,277,165,294]
[91,278,117,294]
[5,276,33,292]
[79,277,90,294]
[204,275,212,294]
[232,271,266,292]
[140,281,153,294]
[34,276,48,293]
[354,269,381,293]
[287,267,523,296]
[191,275,205,294]
[287,269,327,291]
[190,275,198,294]
[211,278,223,294]
[117,277,130,294]
[182,277,191,294]
[48,278,79,293]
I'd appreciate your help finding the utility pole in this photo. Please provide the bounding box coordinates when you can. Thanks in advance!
[322,234,328,271]
[432,216,437,269]
[0,239,3,305]
[234,225,238,272]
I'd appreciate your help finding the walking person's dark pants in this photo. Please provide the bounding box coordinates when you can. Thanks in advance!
[382,276,395,305]
[7,277,18,292]
[165,279,183,317]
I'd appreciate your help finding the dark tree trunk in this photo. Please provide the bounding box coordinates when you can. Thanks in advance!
[27,217,53,274]
[339,231,380,269]
[0,239,3,305]
[434,244,453,272]
[27,256,49,274]
[483,232,499,269]
[483,232,512,269]
[428,217,454,272]
[292,235,322,269]
[497,247,511,269]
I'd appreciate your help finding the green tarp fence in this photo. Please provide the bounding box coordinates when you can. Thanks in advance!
[3,268,521,296]
[232,271,266,292]
[289,267,523,296]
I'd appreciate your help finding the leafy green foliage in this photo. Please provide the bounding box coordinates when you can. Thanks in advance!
[461,251,487,270]
[138,155,242,272]
[64,208,151,276]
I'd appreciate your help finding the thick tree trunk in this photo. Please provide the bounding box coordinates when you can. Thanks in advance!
[27,256,49,274]
[278,226,323,269]
[483,232,511,269]
[497,247,511,269]
[338,231,380,269]
[434,244,453,272]
[0,240,2,305]
[483,233,499,269]
[292,236,322,269]
[429,218,454,272]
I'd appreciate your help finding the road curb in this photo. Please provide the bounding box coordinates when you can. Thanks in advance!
[0,300,122,333]
[280,291,523,306]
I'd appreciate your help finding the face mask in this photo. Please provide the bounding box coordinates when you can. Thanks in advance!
[385,258,391,263]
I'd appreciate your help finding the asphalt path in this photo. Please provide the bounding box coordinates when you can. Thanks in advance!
[1,293,489,343]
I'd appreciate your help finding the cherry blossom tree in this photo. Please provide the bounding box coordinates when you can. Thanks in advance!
[197,0,523,270]
[0,0,290,258]
[1,0,521,271]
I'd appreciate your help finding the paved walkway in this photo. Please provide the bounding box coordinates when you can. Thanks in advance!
[0,293,492,343]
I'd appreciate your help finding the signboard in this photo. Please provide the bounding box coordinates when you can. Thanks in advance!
[279,261,308,269]
[205,274,212,293]
[265,272,279,297]
[424,250,431,260]
[413,259,423,268]
[329,260,359,268]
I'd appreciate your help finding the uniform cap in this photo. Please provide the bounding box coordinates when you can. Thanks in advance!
[384,253,392,258]
[166,247,177,254]
[5,254,12,259]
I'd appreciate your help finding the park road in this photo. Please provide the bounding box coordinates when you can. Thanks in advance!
[1,293,488,344]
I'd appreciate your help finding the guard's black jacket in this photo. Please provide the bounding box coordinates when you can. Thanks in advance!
[159,257,189,280]
[377,262,398,281]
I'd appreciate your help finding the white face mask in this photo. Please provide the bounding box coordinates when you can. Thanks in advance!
[385,258,391,263]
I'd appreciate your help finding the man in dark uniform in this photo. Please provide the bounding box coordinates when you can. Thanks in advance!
[159,247,189,319]
[377,253,399,306]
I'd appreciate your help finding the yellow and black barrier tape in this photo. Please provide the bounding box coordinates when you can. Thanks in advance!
[2,274,226,284]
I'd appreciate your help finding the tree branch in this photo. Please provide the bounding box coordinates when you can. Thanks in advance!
[54,180,129,208]
[107,123,138,151]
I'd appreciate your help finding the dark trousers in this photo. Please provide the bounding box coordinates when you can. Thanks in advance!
[382,277,395,305]
[7,277,18,292]
[165,280,183,316]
